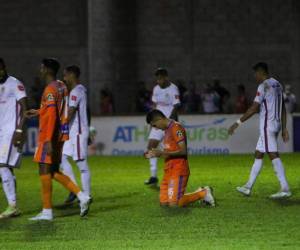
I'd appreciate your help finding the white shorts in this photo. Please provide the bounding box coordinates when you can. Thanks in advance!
[63,133,88,161]
[256,130,279,153]
[148,127,164,141]
[0,132,21,167]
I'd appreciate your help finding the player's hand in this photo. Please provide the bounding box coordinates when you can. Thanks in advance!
[44,141,53,155]
[148,149,164,158]
[228,123,239,136]
[12,130,24,147]
[25,109,39,118]
[282,129,289,143]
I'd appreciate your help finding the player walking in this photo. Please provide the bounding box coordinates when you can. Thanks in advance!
[229,62,291,199]
[145,110,215,207]
[26,58,91,221]
[60,65,91,204]
[145,68,181,186]
[0,58,27,218]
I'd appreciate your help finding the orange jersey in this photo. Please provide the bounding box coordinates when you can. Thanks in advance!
[38,80,69,143]
[163,121,189,171]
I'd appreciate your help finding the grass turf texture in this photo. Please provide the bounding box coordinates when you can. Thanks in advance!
[0,154,300,249]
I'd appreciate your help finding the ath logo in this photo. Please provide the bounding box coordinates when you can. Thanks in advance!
[113,125,149,142]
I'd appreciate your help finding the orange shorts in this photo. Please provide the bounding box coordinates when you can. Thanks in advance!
[160,159,190,206]
[34,141,64,164]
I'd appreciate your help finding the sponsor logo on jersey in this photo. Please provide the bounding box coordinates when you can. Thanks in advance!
[256,92,260,96]
[71,95,77,101]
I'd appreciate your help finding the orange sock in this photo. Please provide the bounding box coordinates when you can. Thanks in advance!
[40,174,52,209]
[53,172,81,194]
[178,189,207,207]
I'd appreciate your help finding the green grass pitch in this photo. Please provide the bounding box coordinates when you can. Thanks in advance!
[1,154,300,249]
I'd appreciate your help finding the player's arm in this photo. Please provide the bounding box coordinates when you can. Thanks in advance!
[169,103,181,121]
[149,140,187,159]
[12,97,28,147]
[151,87,157,110]
[281,95,289,142]
[228,102,260,135]
[229,83,265,135]
[169,87,181,121]
[25,109,40,118]
[68,92,80,122]
[68,106,77,122]
[42,90,58,155]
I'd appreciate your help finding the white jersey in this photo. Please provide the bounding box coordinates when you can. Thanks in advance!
[254,78,283,133]
[0,76,26,134]
[152,83,180,118]
[69,84,89,136]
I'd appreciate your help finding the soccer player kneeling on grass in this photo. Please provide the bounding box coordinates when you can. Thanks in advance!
[145,110,215,207]
[26,58,91,221]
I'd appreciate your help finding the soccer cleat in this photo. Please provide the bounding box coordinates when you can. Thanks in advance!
[29,212,53,221]
[64,192,77,205]
[236,186,251,196]
[144,177,158,186]
[269,191,292,199]
[203,186,215,207]
[0,205,21,219]
[79,195,92,217]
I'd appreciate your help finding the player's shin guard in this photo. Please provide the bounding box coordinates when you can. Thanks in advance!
[61,154,77,184]
[77,160,91,197]
[178,189,207,207]
[150,158,158,177]
[53,172,80,194]
[40,174,52,209]
[245,159,263,189]
[272,158,290,192]
[0,167,16,206]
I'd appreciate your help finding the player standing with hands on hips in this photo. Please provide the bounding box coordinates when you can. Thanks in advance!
[144,68,181,186]
[228,62,291,199]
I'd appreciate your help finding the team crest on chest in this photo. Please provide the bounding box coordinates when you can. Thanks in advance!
[47,93,54,101]
[176,130,183,138]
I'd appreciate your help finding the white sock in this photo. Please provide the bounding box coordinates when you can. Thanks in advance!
[61,155,77,185]
[272,158,290,192]
[0,167,16,206]
[77,160,91,197]
[245,159,263,189]
[42,208,53,216]
[149,157,158,177]
[77,191,87,201]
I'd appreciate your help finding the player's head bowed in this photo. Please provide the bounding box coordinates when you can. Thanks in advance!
[146,109,168,130]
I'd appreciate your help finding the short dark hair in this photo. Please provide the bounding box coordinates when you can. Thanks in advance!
[146,109,166,124]
[0,58,6,67]
[65,65,81,78]
[155,68,168,77]
[253,62,268,73]
[42,58,60,75]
